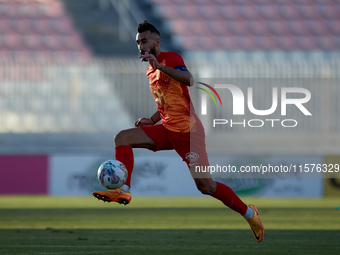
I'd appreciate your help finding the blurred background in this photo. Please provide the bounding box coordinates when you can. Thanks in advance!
[0,0,339,198]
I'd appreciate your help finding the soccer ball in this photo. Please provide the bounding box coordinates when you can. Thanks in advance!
[97,159,128,189]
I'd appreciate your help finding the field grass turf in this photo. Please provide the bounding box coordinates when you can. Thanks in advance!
[0,196,339,255]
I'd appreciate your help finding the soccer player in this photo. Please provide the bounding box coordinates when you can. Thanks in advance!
[93,20,265,242]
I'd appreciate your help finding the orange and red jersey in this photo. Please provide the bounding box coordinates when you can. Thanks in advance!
[146,51,199,133]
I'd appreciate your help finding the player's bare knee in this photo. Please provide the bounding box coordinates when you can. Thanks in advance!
[114,130,128,146]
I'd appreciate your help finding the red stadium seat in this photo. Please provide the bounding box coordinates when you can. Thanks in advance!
[177,4,201,20]
[275,36,297,51]
[22,31,41,50]
[247,20,269,36]
[17,2,40,18]
[51,16,74,35]
[255,35,277,51]
[62,32,84,50]
[41,33,61,50]
[0,46,11,58]
[307,20,330,36]
[188,20,214,36]
[4,2,19,18]
[236,35,257,51]
[152,0,340,51]
[217,4,241,20]
[12,18,32,34]
[316,36,338,50]
[170,20,192,36]
[319,3,339,19]
[31,17,52,34]
[207,20,232,36]
[267,20,291,36]
[217,36,239,51]
[3,32,21,48]
[287,20,310,36]
[297,3,321,20]
[158,5,181,20]
[197,4,221,21]
[178,36,201,51]
[238,3,259,20]
[278,3,301,20]
[0,18,11,33]
[327,20,340,35]
[228,20,250,36]
[258,3,280,20]
[198,36,219,51]
[296,36,318,51]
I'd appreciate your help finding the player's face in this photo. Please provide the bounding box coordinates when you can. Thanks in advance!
[136,30,157,57]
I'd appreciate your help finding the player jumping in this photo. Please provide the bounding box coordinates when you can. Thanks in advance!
[93,20,265,242]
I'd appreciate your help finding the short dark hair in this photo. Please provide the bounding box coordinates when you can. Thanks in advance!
[137,20,160,37]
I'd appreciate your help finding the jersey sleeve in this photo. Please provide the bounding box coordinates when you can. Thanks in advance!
[164,52,187,69]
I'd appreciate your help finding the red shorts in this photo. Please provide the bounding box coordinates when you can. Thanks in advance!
[140,124,210,169]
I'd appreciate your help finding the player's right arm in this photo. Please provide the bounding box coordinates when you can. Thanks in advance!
[140,52,193,86]
[135,111,160,127]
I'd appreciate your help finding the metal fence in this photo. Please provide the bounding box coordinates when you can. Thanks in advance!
[0,53,339,135]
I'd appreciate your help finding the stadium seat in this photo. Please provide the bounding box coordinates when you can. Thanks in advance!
[228,20,250,36]
[217,4,241,20]
[296,36,318,51]
[41,32,61,50]
[258,3,280,20]
[255,35,277,51]
[179,36,201,51]
[238,3,258,20]
[21,31,41,50]
[236,35,257,51]
[188,20,214,36]
[17,2,40,18]
[177,4,201,20]
[327,20,340,34]
[319,2,339,19]
[217,36,239,51]
[316,36,337,50]
[0,18,11,33]
[12,18,32,34]
[62,32,84,50]
[307,20,330,36]
[31,17,53,34]
[287,20,309,36]
[297,3,320,20]
[157,5,181,20]
[51,16,74,35]
[208,20,232,36]
[196,4,221,21]
[3,32,21,48]
[247,20,269,36]
[276,36,297,51]
[169,20,191,36]
[267,20,291,36]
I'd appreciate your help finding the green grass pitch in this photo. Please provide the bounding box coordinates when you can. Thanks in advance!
[0,196,339,255]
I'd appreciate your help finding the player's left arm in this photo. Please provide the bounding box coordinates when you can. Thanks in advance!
[139,52,194,86]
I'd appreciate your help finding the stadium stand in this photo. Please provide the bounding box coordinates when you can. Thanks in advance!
[151,0,340,52]
[0,0,92,59]
[0,0,339,155]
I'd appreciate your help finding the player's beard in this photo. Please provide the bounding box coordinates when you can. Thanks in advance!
[149,43,156,56]
[140,43,156,61]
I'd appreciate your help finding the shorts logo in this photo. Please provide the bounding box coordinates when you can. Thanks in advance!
[186,152,199,166]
